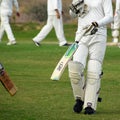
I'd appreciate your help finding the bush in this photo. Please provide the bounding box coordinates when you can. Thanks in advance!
[29,3,47,22]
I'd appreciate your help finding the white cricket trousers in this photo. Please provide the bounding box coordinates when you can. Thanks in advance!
[74,34,106,67]
[73,34,106,110]
[0,14,15,42]
[33,15,67,46]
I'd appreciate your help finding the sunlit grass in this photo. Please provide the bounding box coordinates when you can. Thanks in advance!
[0,23,119,120]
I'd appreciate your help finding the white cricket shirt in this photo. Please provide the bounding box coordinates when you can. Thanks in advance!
[47,0,62,15]
[77,0,113,36]
[0,0,19,15]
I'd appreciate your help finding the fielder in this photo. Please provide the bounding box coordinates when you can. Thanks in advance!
[33,0,70,47]
[111,0,120,43]
[0,0,20,45]
[68,0,113,114]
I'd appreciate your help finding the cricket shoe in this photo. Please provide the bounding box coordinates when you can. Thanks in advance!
[84,106,95,115]
[61,43,71,46]
[73,99,84,113]
[32,40,40,47]
[7,41,16,45]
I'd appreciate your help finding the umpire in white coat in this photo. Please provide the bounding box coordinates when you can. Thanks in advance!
[68,0,113,115]
[0,0,20,45]
[111,0,120,43]
[33,0,69,47]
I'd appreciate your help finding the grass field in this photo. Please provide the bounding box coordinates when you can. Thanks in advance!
[0,23,120,120]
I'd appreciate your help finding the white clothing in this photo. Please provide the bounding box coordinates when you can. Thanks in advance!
[75,0,113,64]
[69,0,113,111]
[0,0,19,42]
[74,35,106,67]
[112,0,120,43]
[47,0,62,15]
[0,0,19,16]
[0,14,15,41]
[75,0,113,41]
[113,0,120,29]
[33,0,67,46]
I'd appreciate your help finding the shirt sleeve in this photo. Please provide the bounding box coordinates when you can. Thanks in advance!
[97,0,113,27]
[116,0,120,12]
[13,0,19,12]
[52,0,58,10]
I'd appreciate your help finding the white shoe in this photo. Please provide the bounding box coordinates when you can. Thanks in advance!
[7,41,16,45]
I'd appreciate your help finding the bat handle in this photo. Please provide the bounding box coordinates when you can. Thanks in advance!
[75,41,79,43]
[0,63,4,75]
[75,31,86,43]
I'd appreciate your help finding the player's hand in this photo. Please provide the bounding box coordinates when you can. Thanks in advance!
[56,12,60,19]
[55,9,60,19]
[91,22,98,27]
[83,22,98,35]
[16,12,20,17]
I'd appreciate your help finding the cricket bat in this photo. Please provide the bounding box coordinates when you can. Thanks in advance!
[51,25,98,80]
[0,63,17,96]
[51,43,78,80]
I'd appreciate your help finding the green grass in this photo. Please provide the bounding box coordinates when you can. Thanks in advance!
[0,23,120,120]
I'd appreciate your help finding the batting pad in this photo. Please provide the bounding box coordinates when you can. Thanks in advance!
[0,71,17,96]
[84,60,101,110]
[68,61,85,101]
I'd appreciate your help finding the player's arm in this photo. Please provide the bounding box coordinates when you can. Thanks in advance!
[96,0,113,27]
[13,0,20,17]
[84,0,113,35]
[52,0,60,19]
[55,9,60,19]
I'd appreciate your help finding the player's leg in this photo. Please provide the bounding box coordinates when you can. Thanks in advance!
[84,35,106,114]
[53,15,67,46]
[112,10,120,43]
[33,16,53,45]
[1,14,16,45]
[68,61,85,113]
[68,43,88,113]
[84,60,102,114]
[112,25,119,43]
[0,22,5,42]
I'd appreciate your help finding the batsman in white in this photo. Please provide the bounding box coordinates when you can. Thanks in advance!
[68,0,113,114]
[111,0,120,43]
[33,0,70,47]
[0,0,20,45]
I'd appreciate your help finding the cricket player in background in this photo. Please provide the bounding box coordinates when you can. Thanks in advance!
[33,0,70,47]
[0,0,20,45]
[111,0,120,43]
[68,0,113,114]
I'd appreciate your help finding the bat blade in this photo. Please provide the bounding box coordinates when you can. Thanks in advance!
[0,63,17,96]
[51,43,78,80]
